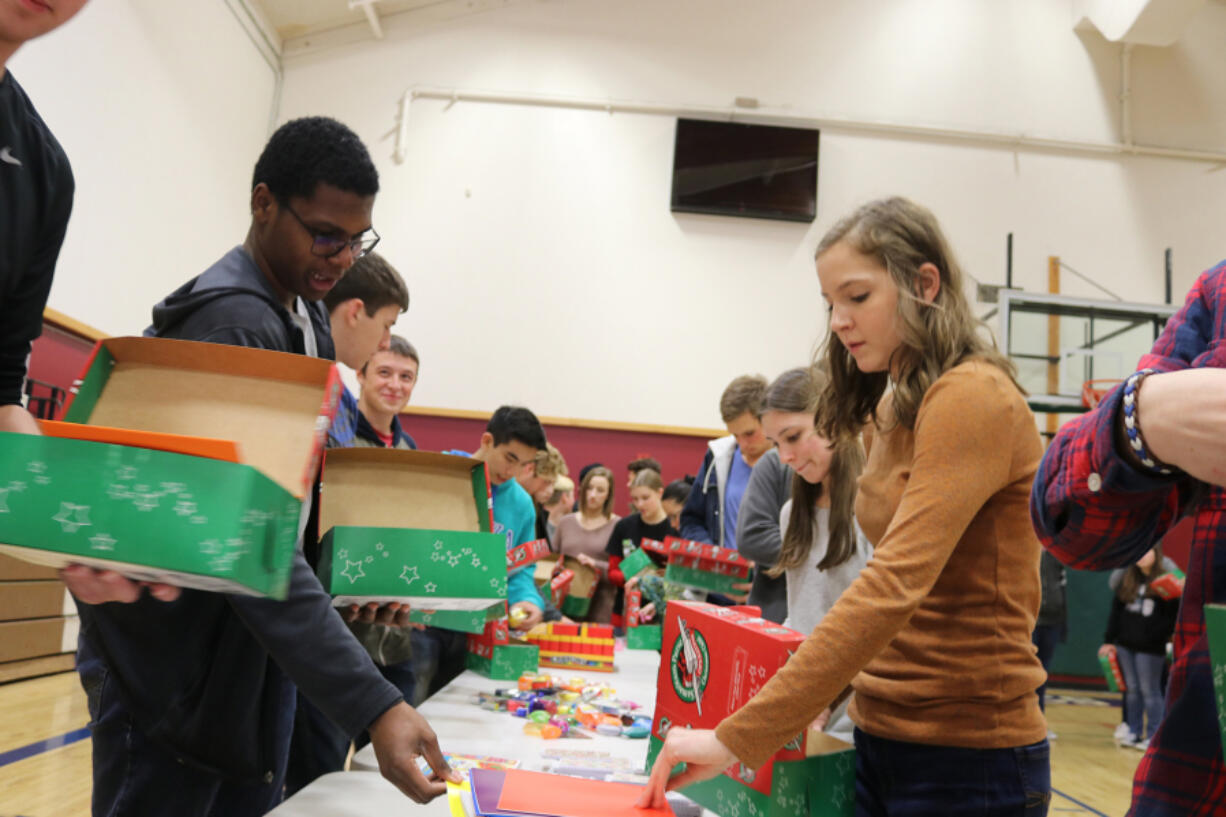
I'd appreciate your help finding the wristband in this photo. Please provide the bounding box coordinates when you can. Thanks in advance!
[1121,369,1176,476]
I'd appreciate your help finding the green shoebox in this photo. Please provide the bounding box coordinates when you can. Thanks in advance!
[664,563,752,595]
[0,337,341,599]
[619,546,656,582]
[411,605,505,634]
[317,449,508,629]
[646,730,854,817]
[466,643,539,680]
[626,624,662,650]
[1207,604,1226,760]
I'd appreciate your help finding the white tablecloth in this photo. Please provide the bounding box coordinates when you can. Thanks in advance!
[271,647,667,816]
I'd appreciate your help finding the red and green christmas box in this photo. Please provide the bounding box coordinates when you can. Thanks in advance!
[466,616,539,679]
[624,587,662,650]
[315,449,509,633]
[1206,604,1226,760]
[661,536,754,595]
[647,601,854,817]
[0,337,341,599]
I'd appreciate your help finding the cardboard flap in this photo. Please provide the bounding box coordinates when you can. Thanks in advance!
[70,337,338,498]
[805,728,853,757]
[321,448,486,532]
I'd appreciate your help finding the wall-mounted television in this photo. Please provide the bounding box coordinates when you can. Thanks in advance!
[670,118,819,223]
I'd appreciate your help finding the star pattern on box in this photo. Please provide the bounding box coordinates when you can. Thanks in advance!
[89,533,117,552]
[424,582,437,593]
[337,549,349,560]
[52,502,92,533]
[27,461,47,475]
[160,482,186,494]
[201,539,222,555]
[106,483,132,501]
[470,555,482,568]
[173,499,197,517]
[116,465,138,481]
[431,552,445,562]
[461,547,471,555]
[400,565,419,586]
[433,540,444,551]
[133,493,159,512]
[0,488,8,514]
[341,559,366,584]
[8,480,25,492]
[447,553,462,567]
[375,542,384,551]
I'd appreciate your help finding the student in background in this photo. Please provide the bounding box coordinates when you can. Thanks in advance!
[643,197,1049,814]
[73,117,452,814]
[626,456,662,490]
[606,469,679,625]
[287,333,422,795]
[541,475,575,546]
[759,365,869,743]
[680,375,772,551]
[1099,546,1179,751]
[734,443,793,624]
[348,337,419,450]
[417,406,549,701]
[517,442,568,543]
[323,251,408,447]
[0,0,88,436]
[661,478,692,531]
[555,465,621,622]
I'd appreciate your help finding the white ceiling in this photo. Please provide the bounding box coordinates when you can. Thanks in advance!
[252,0,466,41]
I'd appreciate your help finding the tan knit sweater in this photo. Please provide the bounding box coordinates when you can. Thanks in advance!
[715,360,1047,768]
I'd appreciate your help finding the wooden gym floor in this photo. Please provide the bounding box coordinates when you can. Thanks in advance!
[0,675,1141,816]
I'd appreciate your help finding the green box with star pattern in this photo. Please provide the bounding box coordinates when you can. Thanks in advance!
[0,337,343,600]
[316,449,508,630]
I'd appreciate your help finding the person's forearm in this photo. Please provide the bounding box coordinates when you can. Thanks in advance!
[0,404,40,434]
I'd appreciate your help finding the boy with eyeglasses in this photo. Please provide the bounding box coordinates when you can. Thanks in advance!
[67,117,454,817]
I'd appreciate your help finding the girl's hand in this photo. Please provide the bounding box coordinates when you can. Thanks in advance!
[1098,644,1115,658]
[639,602,656,622]
[636,727,737,809]
[576,553,599,569]
[811,707,833,731]
[626,575,641,591]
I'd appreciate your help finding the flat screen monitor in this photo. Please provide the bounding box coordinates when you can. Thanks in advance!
[670,118,819,223]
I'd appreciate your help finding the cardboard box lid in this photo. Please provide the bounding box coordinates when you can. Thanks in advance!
[65,337,339,498]
[320,448,490,533]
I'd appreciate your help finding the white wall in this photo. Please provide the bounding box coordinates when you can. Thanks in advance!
[11,0,277,337]
[272,0,1226,429]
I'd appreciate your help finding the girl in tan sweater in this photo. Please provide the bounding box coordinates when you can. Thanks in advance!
[641,197,1050,815]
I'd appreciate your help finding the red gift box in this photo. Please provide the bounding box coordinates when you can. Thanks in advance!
[507,538,553,572]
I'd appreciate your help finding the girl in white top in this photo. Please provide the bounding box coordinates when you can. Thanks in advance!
[761,365,870,744]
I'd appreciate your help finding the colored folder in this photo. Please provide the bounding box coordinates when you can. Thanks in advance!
[470,768,674,817]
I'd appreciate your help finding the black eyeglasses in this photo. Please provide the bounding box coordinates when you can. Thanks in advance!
[283,202,380,260]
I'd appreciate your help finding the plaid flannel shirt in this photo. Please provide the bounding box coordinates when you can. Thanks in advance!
[1031,261,1226,816]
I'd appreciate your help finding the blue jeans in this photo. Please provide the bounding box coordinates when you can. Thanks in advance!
[81,652,295,817]
[853,728,1050,816]
[1116,646,1166,740]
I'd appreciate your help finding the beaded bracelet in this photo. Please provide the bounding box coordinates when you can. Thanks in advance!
[1121,369,1175,476]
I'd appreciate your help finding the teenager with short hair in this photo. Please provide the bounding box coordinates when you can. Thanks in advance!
[679,374,772,550]
[661,478,691,531]
[349,336,419,450]
[73,117,453,815]
[413,406,549,701]
[643,197,1050,814]
[626,456,662,489]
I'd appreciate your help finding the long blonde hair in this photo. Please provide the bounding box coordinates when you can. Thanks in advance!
[763,366,865,576]
[815,197,1021,440]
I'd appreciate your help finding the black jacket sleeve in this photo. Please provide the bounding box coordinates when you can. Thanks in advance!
[229,550,402,736]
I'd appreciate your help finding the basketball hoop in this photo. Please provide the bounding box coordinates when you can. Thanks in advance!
[1081,379,1123,409]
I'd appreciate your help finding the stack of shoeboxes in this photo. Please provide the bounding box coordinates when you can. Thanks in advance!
[466,617,539,680]
[0,554,76,682]
[621,540,665,649]
[0,336,342,599]
[662,536,753,594]
[523,622,615,672]
[647,602,854,817]
[1206,604,1226,760]
[315,448,510,634]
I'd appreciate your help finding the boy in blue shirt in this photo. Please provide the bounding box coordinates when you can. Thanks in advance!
[414,405,548,701]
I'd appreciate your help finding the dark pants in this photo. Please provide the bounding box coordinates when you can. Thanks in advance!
[853,728,1051,817]
[408,627,468,706]
[284,658,417,796]
[80,653,295,817]
[1031,625,1061,712]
